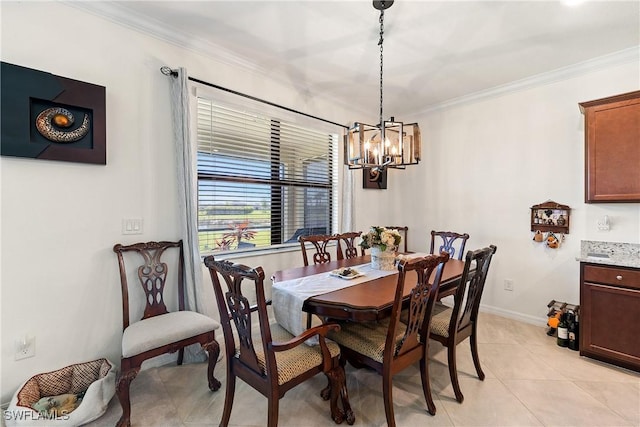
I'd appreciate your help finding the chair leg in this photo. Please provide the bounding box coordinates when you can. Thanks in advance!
[321,373,331,400]
[470,327,485,381]
[382,372,396,427]
[177,347,184,365]
[325,365,355,425]
[267,395,279,427]
[336,354,355,424]
[115,367,140,427]
[220,371,236,427]
[447,343,464,403]
[203,340,222,391]
[419,348,436,415]
[340,369,355,426]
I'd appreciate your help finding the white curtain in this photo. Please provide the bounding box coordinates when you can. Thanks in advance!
[169,67,207,362]
[340,165,355,232]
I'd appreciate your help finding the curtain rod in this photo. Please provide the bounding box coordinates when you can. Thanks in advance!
[161,66,348,129]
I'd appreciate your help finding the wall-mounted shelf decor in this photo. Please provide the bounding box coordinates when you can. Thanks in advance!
[531,200,570,235]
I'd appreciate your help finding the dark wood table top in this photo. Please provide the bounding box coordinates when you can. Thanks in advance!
[272,255,466,322]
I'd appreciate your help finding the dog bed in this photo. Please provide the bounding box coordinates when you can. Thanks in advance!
[6,358,116,427]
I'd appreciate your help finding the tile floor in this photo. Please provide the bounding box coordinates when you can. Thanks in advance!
[89,312,639,426]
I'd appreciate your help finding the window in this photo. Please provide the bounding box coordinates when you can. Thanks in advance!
[196,97,338,253]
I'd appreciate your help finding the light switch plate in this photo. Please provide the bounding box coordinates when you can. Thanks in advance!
[122,218,143,235]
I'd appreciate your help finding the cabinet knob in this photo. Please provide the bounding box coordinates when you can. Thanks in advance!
[616,275,623,280]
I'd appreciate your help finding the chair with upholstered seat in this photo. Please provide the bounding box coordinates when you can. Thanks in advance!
[335,231,363,260]
[328,253,450,425]
[113,240,221,427]
[385,226,409,253]
[429,230,469,260]
[429,245,497,404]
[204,256,354,427]
[299,234,338,266]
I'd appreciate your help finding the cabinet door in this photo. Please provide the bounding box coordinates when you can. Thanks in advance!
[580,282,640,371]
[581,92,640,202]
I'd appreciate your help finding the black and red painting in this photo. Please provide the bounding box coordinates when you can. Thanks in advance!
[1,62,106,164]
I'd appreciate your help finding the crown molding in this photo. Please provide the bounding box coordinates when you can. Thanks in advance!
[416,46,640,116]
[62,1,363,122]
[62,2,638,120]
[63,2,268,75]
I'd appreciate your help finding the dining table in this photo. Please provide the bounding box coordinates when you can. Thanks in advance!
[271,253,467,338]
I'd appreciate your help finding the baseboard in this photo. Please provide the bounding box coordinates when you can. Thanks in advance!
[479,303,548,328]
[437,296,548,327]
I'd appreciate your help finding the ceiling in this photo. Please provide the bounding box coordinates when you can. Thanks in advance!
[72,1,639,119]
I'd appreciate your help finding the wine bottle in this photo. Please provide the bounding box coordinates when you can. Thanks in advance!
[557,312,569,347]
[568,312,579,351]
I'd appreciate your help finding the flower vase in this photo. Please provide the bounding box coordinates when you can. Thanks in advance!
[370,246,396,271]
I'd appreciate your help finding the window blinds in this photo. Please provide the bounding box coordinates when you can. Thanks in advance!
[196,98,337,253]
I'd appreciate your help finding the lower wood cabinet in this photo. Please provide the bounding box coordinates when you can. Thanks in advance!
[580,263,640,372]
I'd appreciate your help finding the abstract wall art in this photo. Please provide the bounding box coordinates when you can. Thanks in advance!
[1,62,106,164]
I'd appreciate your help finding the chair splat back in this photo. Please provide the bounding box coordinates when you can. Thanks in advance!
[299,234,336,266]
[208,259,268,377]
[430,231,470,260]
[335,232,362,260]
[114,240,184,327]
[393,254,450,357]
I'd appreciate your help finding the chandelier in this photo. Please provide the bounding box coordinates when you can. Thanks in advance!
[344,0,421,183]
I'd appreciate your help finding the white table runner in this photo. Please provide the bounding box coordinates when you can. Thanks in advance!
[272,263,393,339]
[272,253,433,340]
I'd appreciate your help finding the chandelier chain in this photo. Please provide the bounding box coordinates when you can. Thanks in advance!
[379,9,384,127]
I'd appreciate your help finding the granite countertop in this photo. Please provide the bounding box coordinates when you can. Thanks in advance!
[576,240,640,269]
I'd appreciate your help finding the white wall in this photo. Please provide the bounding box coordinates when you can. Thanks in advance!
[353,59,640,324]
[0,2,354,404]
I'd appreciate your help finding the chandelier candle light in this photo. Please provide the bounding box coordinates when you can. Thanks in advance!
[345,0,422,186]
[360,226,402,270]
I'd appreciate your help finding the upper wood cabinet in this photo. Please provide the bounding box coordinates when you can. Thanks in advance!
[579,91,640,203]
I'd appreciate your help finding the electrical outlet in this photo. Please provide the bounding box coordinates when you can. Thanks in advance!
[597,215,610,231]
[504,279,514,291]
[15,336,35,360]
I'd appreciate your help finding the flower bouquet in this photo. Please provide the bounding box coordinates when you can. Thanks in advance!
[360,226,402,270]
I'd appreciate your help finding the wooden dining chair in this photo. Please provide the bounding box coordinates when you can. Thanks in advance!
[429,230,470,260]
[113,240,221,427]
[429,245,497,404]
[328,253,450,425]
[204,256,355,427]
[298,234,338,266]
[335,231,363,260]
[385,226,409,253]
